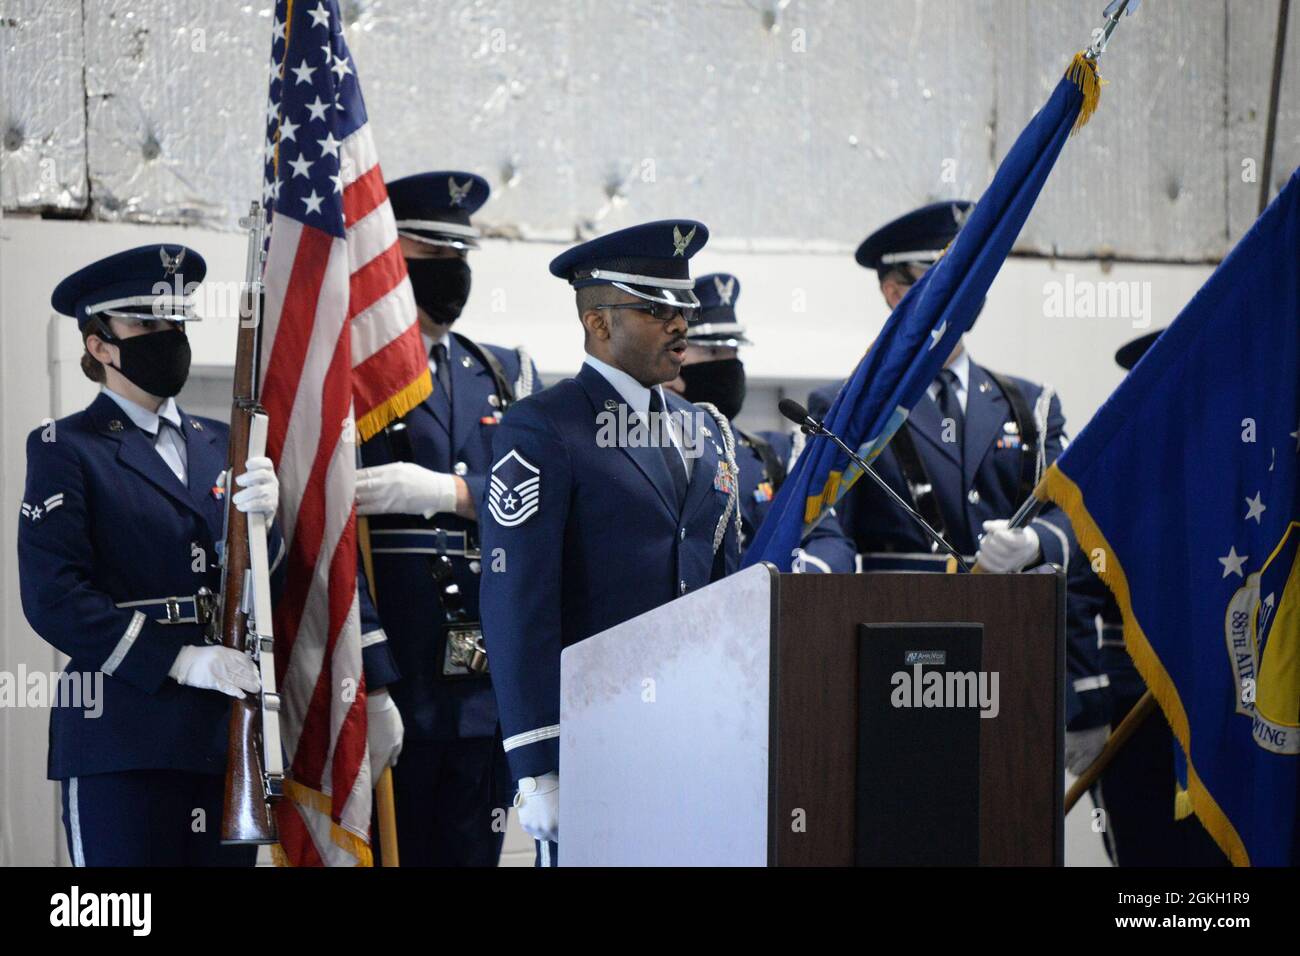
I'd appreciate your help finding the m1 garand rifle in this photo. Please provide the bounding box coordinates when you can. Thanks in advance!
[218,201,285,844]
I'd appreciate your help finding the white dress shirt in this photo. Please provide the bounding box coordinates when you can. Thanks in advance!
[422,328,453,379]
[583,354,692,477]
[102,388,189,484]
[926,347,970,414]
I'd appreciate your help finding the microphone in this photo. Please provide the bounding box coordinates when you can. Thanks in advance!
[778,397,971,573]
[778,399,819,435]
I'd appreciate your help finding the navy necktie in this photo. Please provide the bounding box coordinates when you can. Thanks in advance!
[649,388,688,508]
[936,367,964,465]
[431,342,453,407]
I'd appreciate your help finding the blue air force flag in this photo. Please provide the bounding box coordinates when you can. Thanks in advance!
[1041,167,1300,866]
[744,53,1102,570]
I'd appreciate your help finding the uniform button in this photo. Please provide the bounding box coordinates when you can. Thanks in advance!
[679,528,686,540]
[487,394,500,408]
[454,461,468,476]
[679,580,688,594]
[469,561,481,574]
[967,489,980,504]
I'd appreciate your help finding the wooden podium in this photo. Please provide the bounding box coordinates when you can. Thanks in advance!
[559,563,1064,866]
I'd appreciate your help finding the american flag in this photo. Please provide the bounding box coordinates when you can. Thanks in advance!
[260,0,430,866]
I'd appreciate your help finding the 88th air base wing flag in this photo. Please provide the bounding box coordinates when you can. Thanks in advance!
[1039,167,1300,867]
[259,0,431,866]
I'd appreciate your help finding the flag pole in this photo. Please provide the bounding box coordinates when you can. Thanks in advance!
[1064,690,1156,813]
[1259,0,1292,215]
[1084,0,1135,62]
[973,0,1142,566]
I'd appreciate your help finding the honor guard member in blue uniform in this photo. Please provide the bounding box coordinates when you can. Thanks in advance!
[809,201,1075,582]
[667,272,855,573]
[480,220,742,865]
[18,245,284,866]
[353,171,541,866]
[1064,330,1225,866]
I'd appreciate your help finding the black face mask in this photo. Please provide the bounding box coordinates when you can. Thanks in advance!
[104,327,192,398]
[406,257,472,326]
[680,358,747,421]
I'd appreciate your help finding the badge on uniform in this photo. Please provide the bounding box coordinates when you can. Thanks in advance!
[713,461,737,496]
[20,493,64,522]
[488,449,540,526]
[753,480,773,503]
[211,471,226,500]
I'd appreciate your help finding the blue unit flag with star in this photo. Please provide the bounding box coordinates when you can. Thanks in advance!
[745,53,1102,570]
[1040,167,1300,866]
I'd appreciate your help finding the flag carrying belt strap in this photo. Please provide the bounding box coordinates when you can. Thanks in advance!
[884,371,1039,546]
[738,428,787,492]
[450,332,535,408]
[985,371,1040,505]
[889,424,949,543]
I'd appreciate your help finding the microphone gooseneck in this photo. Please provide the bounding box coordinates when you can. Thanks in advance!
[778,398,971,573]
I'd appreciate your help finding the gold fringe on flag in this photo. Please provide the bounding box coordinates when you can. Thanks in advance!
[1065,52,1104,135]
[355,372,433,444]
[1035,465,1251,865]
[272,779,375,867]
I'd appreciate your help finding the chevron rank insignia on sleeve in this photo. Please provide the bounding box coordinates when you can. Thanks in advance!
[21,493,64,522]
[489,450,540,527]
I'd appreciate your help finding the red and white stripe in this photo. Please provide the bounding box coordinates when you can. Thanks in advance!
[260,122,421,865]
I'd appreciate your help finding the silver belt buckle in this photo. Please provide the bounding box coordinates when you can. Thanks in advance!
[442,624,489,678]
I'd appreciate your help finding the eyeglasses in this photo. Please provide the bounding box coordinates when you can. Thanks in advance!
[593,301,691,325]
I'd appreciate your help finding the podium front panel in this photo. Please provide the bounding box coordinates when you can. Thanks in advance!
[770,571,1064,866]
[560,564,776,866]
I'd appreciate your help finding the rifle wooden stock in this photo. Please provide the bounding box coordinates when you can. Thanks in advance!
[221,205,278,845]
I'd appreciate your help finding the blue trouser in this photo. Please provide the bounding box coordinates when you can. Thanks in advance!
[390,737,511,866]
[1094,691,1227,867]
[60,769,257,867]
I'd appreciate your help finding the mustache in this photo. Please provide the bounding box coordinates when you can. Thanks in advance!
[666,337,688,350]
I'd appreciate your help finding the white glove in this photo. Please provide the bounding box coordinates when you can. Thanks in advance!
[366,688,404,782]
[169,645,261,699]
[1065,724,1111,777]
[355,462,457,518]
[976,519,1041,573]
[514,772,559,843]
[232,455,279,517]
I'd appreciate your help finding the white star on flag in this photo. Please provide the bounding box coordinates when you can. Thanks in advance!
[291,59,316,85]
[305,96,330,122]
[317,132,342,157]
[331,56,354,80]
[302,190,324,214]
[1244,491,1266,524]
[1218,545,1248,578]
[288,154,313,178]
[308,2,331,28]
[929,321,947,349]
[279,117,299,142]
